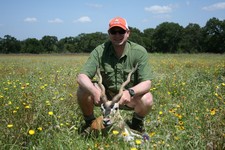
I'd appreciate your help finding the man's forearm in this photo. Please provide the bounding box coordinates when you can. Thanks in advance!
[131,80,151,96]
[77,74,97,95]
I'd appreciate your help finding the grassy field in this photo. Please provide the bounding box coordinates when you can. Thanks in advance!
[0,54,224,150]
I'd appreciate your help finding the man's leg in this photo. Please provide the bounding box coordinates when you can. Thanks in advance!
[77,87,96,127]
[134,92,153,116]
[127,92,153,132]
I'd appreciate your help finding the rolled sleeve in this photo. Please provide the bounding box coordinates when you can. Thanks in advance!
[79,50,99,79]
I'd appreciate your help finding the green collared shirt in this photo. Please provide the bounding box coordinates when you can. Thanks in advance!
[79,40,152,93]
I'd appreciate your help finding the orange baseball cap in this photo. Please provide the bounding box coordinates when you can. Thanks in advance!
[108,17,128,30]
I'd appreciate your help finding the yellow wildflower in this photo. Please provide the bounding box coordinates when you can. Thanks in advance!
[179,121,184,125]
[149,132,156,137]
[122,131,128,136]
[135,139,142,145]
[176,104,180,108]
[45,101,51,105]
[210,109,216,115]
[174,136,179,140]
[176,113,182,119]
[112,130,119,135]
[179,126,185,130]
[48,111,53,115]
[37,127,43,131]
[7,124,13,128]
[25,105,30,109]
[29,130,35,135]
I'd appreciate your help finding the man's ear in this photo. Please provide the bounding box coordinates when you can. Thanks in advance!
[126,30,130,37]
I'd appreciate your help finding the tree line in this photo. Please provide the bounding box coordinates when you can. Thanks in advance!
[0,17,224,54]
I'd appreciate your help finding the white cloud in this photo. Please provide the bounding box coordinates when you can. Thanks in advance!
[48,18,63,23]
[24,17,37,23]
[145,5,172,14]
[73,16,92,23]
[202,2,225,11]
[86,3,103,8]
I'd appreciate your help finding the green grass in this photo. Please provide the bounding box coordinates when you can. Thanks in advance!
[0,54,224,150]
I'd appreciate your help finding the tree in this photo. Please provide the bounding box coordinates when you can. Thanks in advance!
[203,17,225,53]
[76,32,108,53]
[143,28,154,52]
[86,32,108,52]
[21,38,43,54]
[0,35,21,53]
[152,22,183,53]
[179,23,204,53]
[58,37,79,53]
[129,27,145,47]
[41,36,58,53]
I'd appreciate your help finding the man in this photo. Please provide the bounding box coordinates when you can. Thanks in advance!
[77,17,153,133]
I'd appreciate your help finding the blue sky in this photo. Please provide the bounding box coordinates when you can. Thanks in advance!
[0,0,225,40]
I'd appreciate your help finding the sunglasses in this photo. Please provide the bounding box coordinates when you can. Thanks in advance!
[109,29,126,35]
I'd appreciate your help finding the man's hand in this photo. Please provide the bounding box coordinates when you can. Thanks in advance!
[119,90,131,105]
[92,84,102,105]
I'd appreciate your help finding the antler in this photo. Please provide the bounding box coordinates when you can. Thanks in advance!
[111,63,138,104]
[96,63,138,107]
[96,68,108,103]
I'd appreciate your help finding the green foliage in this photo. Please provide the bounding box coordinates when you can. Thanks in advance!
[21,38,44,53]
[0,17,225,53]
[41,36,58,53]
[179,23,204,53]
[0,54,224,149]
[0,35,21,53]
[203,17,225,53]
[152,22,183,53]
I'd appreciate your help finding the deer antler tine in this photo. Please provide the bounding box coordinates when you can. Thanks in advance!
[111,63,138,103]
[96,68,108,103]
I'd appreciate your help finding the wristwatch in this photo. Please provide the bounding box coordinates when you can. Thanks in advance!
[127,88,135,97]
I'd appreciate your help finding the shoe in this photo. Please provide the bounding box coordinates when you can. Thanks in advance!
[126,120,145,133]
[78,122,91,136]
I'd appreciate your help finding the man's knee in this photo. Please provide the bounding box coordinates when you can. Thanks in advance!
[142,92,153,107]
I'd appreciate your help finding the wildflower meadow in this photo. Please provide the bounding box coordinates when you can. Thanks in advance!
[0,54,224,150]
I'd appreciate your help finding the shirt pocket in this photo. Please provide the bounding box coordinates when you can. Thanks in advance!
[100,66,115,89]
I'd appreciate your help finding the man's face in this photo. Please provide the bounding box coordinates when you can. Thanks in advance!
[108,27,130,46]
